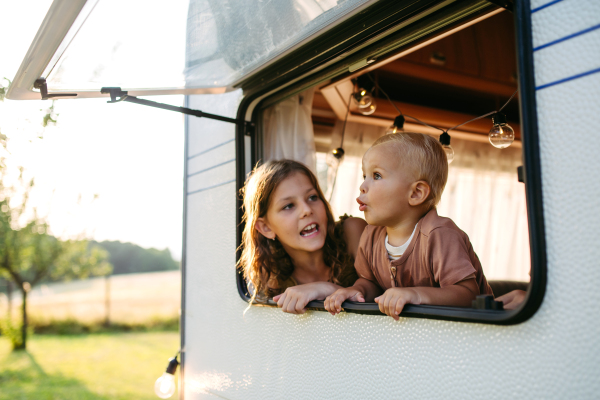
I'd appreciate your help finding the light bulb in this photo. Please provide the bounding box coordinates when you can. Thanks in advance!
[439,131,454,164]
[155,372,176,399]
[353,91,373,109]
[385,115,405,134]
[489,112,515,149]
[442,144,454,164]
[360,101,376,115]
[331,147,345,159]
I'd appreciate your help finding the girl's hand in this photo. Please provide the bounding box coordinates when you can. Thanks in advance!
[374,288,421,320]
[324,287,365,315]
[273,282,339,314]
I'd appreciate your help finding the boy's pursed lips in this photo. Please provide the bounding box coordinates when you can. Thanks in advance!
[356,197,367,212]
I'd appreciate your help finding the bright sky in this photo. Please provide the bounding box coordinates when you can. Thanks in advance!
[0,1,184,260]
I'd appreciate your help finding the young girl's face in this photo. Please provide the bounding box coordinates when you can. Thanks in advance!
[256,171,328,255]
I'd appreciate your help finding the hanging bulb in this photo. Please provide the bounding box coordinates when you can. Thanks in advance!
[439,131,454,164]
[331,147,345,159]
[360,99,376,115]
[155,356,179,399]
[489,112,515,149]
[442,144,454,164]
[353,90,373,108]
[385,115,405,134]
[326,147,344,169]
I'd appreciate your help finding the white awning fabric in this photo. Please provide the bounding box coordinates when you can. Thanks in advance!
[8,0,373,100]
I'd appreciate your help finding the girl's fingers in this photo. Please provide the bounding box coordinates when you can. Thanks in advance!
[273,294,281,302]
[284,296,297,314]
[296,297,307,313]
[277,293,286,308]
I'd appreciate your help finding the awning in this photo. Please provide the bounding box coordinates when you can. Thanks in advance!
[7,0,375,100]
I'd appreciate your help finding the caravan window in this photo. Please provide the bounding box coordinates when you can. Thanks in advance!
[236,1,545,324]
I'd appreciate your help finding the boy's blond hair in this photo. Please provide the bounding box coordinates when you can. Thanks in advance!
[371,132,448,210]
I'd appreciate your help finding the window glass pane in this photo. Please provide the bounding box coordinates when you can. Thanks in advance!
[46,0,371,92]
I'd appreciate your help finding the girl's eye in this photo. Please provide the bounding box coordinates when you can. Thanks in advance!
[308,194,319,202]
[373,172,382,180]
[282,203,294,210]
[362,175,366,180]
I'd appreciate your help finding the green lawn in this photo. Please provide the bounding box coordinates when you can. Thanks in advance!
[0,332,180,400]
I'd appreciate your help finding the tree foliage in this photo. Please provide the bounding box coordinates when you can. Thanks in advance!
[93,240,178,275]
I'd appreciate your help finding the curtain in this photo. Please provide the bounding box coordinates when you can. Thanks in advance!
[318,122,530,282]
[262,88,317,172]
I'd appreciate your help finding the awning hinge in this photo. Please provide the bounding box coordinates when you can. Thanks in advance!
[100,87,254,135]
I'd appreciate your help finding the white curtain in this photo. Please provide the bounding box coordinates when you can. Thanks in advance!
[262,88,316,172]
[318,122,530,282]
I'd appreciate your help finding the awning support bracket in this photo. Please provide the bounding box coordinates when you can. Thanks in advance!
[100,87,254,136]
[34,78,78,100]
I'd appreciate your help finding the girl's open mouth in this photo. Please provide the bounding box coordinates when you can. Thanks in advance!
[300,223,319,237]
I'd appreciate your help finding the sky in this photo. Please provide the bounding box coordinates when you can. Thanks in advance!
[0,1,185,260]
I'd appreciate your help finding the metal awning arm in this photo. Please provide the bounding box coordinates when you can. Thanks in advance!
[100,87,254,135]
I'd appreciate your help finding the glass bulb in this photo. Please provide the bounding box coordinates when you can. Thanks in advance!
[488,123,515,149]
[353,91,372,108]
[360,102,376,115]
[385,124,403,135]
[155,372,176,399]
[442,144,454,164]
[357,94,373,109]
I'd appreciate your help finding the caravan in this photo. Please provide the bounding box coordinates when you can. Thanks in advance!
[7,0,600,398]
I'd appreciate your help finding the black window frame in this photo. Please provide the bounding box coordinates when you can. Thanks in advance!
[233,0,546,325]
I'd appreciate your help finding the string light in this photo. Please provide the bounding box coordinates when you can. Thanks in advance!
[385,115,405,134]
[362,73,519,155]
[155,353,179,399]
[439,131,454,164]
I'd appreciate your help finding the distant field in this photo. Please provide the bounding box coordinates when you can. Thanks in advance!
[0,332,180,400]
[0,271,180,324]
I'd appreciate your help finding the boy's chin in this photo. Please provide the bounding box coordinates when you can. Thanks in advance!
[364,214,386,226]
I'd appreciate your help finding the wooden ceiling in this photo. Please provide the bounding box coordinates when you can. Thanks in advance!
[313,10,521,145]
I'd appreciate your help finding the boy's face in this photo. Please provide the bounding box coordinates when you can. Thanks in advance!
[358,144,417,226]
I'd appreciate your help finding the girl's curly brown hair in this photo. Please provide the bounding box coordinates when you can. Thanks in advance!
[238,160,354,304]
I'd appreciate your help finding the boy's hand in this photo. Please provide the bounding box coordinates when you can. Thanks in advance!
[272,282,338,314]
[324,287,365,315]
[375,288,421,320]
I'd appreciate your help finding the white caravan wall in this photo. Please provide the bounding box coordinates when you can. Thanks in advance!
[183,1,600,398]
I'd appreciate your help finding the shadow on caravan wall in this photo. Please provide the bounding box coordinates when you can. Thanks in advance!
[235,2,546,325]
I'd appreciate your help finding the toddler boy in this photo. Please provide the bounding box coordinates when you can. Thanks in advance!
[324,132,492,320]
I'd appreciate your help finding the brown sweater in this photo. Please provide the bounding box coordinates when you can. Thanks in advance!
[355,209,493,295]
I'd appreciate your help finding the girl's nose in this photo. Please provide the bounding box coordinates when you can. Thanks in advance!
[299,201,312,218]
[359,181,367,194]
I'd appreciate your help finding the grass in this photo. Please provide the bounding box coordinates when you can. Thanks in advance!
[0,331,180,400]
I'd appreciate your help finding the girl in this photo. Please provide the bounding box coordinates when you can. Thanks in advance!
[238,159,366,314]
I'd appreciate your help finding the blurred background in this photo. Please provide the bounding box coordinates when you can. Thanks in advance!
[0,1,184,399]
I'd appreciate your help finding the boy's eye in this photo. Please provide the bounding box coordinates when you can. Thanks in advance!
[362,175,366,180]
[373,172,382,180]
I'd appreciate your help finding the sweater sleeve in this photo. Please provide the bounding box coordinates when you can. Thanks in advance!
[428,228,477,288]
[353,226,379,285]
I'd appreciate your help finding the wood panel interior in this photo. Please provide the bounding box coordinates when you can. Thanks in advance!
[311,11,521,152]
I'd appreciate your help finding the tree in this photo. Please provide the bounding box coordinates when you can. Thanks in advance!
[0,78,110,349]
[0,162,111,351]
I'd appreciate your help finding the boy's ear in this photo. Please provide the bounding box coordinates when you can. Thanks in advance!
[408,181,431,206]
[255,217,276,240]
